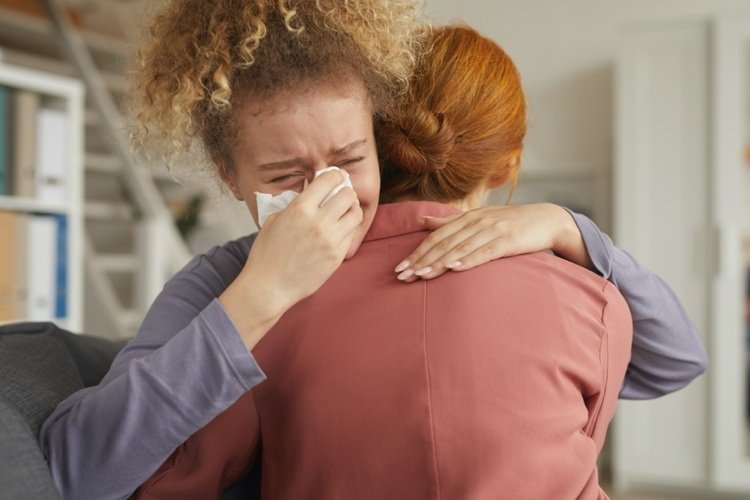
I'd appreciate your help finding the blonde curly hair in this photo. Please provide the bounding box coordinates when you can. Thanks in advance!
[128,0,426,174]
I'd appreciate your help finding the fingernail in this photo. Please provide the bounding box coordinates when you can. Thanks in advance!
[414,267,433,277]
[397,269,415,281]
[394,260,410,273]
[445,261,462,269]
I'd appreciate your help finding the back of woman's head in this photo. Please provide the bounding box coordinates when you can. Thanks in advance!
[129,0,425,174]
[378,25,527,203]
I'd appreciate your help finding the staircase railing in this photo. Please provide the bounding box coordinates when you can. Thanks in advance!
[40,0,192,320]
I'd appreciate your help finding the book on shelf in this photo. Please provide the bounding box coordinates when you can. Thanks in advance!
[0,85,9,195]
[11,89,38,198]
[35,106,68,205]
[26,215,55,320]
[0,211,68,323]
[0,85,48,199]
[54,213,67,318]
[0,210,29,322]
[0,211,14,319]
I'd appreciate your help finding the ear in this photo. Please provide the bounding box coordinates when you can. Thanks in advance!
[487,172,508,189]
[219,165,244,201]
[487,151,521,189]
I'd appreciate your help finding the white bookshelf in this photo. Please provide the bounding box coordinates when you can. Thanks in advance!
[0,60,84,332]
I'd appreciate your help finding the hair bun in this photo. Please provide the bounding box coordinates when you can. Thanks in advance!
[379,106,455,174]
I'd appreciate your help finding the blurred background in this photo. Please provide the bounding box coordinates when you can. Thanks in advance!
[0,0,748,498]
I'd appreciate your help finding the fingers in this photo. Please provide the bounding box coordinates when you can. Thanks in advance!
[296,170,348,208]
[286,172,358,230]
[330,199,364,246]
[421,212,462,231]
[395,212,491,279]
[442,240,516,273]
[397,225,505,281]
[414,221,497,270]
[318,185,359,223]
[394,212,478,274]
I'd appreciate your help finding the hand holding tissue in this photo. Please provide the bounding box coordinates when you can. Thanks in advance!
[255,166,353,227]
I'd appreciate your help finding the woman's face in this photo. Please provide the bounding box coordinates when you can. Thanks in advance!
[223,78,381,259]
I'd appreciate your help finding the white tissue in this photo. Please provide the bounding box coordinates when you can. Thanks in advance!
[255,190,299,228]
[254,166,353,227]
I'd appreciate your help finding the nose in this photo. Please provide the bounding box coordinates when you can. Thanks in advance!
[302,165,337,189]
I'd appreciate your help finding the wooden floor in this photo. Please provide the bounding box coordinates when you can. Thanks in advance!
[609,492,675,500]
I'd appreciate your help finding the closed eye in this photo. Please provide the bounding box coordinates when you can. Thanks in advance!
[336,157,365,168]
[270,173,305,183]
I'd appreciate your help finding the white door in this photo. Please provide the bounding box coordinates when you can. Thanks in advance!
[613,21,711,489]
[711,14,750,490]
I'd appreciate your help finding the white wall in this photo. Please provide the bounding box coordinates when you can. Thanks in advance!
[427,0,750,179]
[117,0,750,242]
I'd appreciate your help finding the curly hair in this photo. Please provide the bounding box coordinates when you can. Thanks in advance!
[378,25,527,203]
[128,0,426,173]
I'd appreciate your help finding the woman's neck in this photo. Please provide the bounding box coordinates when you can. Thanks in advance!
[387,186,490,212]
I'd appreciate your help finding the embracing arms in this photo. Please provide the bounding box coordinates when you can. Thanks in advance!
[39,172,360,500]
[393,202,708,399]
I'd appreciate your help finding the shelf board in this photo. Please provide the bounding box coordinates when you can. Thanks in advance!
[0,47,127,94]
[0,195,68,215]
[0,6,130,61]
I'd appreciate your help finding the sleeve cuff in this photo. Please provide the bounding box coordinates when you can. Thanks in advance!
[202,298,267,390]
[565,208,614,280]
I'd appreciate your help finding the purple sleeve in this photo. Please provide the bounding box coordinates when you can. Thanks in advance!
[38,236,266,500]
[567,210,708,400]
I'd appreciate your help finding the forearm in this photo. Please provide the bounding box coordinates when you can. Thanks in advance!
[219,274,287,351]
[551,204,594,271]
[39,300,264,500]
[568,210,708,399]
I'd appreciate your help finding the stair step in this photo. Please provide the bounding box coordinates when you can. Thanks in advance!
[85,201,136,221]
[85,109,99,127]
[93,253,140,274]
[85,108,126,131]
[0,6,130,63]
[116,309,143,336]
[0,47,127,94]
[86,152,121,174]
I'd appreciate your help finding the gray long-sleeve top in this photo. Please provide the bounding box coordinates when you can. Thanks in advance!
[38,211,708,500]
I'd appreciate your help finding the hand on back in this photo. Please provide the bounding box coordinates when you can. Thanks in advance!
[395,203,593,282]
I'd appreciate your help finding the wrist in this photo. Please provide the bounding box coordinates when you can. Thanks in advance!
[549,204,595,270]
[219,270,290,351]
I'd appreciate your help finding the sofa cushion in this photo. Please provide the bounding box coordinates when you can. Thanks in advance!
[0,321,126,500]
[0,398,61,500]
[0,322,84,437]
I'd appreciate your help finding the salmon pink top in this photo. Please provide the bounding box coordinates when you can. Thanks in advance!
[135,201,633,500]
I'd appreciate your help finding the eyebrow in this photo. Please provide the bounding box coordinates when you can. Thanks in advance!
[257,138,367,171]
[257,157,305,171]
[331,138,367,155]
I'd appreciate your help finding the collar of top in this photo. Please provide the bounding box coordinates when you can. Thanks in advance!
[363,201,461,243]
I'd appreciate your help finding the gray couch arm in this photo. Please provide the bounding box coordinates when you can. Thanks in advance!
[0,322,125,500]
